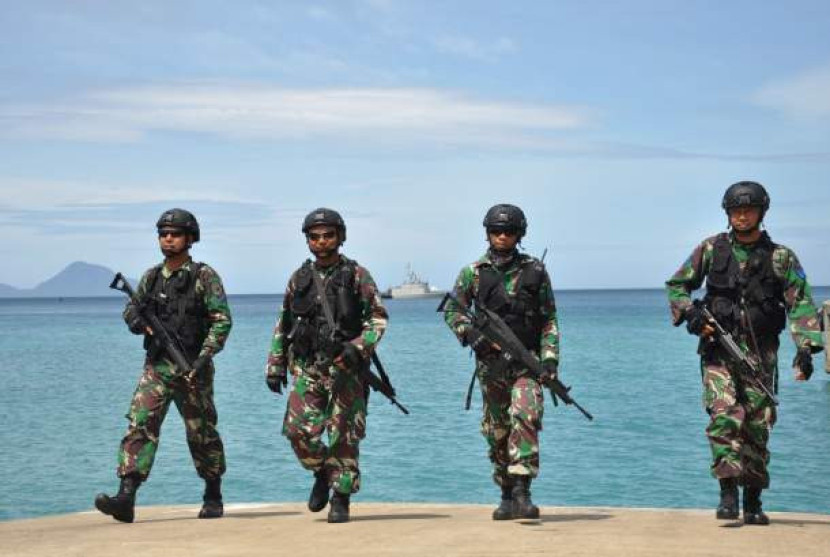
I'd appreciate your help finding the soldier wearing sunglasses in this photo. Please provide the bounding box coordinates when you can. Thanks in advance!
[442,204,560,520]
[265,208,388,523]
[95,208,232,523]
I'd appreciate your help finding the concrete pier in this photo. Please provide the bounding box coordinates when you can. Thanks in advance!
[2,503,829,557]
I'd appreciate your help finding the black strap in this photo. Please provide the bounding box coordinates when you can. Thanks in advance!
[311,266,337,331]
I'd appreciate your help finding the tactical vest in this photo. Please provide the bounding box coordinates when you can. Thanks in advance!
[703,233,786,338]
[288,259,363,358]
[144,262,209,361]
[475,257,546,352]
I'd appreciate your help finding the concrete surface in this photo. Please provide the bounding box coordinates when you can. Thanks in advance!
[2,503,829,557]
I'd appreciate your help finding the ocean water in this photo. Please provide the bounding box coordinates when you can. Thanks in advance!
[1,288,828,521]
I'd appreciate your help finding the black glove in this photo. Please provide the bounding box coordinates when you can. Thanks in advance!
[266,368,288,394]
[125,307,147,335]
[464,328,496,358]
[793,347,814,380]
[684,304,707,336]
[335,342,364,371]
[189,354,212,380]
[539,361,558,384]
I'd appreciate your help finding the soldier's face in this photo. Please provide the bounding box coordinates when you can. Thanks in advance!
[487,228,520,252]
[158,227,190,257]
[306,225,340,257]
[728,206,762,232]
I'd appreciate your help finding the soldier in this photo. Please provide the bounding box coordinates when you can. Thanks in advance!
[442,204,559,520]
[265,208,388,524]
[95,209,232,523]
[666,182,823,525]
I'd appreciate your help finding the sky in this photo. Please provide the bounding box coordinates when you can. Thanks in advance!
[1,0,829,293]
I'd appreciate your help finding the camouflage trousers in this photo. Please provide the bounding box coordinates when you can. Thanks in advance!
[701,346,778,488]
[283,364,367,495]
[478,364,545,486]
[117,360,226,481]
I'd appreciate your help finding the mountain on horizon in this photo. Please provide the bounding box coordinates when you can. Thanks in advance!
[0,261,132,298]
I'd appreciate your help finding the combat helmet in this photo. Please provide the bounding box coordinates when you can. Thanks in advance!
[483,204,527,238]
[156,208,200,242]
[302,208,346,241]
[722,181,770,218]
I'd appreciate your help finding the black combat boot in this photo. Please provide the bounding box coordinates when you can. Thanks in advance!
[743,485,770,525]
[492,481,514,521]
[511,476,540,519]
[327,492,350,523]
[94,475,140,523]
[308,469,330,512]
[715,478,739,520]
[198,477,223,519]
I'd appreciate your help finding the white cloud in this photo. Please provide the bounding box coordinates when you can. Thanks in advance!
[0,178,252,209]
[0,84,594,147]
[432,35,517,61]
[752,64,830,120]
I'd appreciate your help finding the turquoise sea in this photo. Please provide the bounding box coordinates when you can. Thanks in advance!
[1,288,829,521]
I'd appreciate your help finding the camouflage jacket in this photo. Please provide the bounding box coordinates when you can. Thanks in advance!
[266,255,388,378]
[444,250,560,364]
[666,232,823,351]
[123,258,233,359]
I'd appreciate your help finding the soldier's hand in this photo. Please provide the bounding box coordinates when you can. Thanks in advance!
[266,373,287,394]
[464,328,499,358]
[126,312,148,336]
[334,343,363,371]
[539,361,558,384]
[684,305,714,338]
[187,354,212,383]
[793,347,814,381]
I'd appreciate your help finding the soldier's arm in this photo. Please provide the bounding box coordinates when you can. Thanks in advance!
[351,266,388,358]
[122,269,151,325]
[443,266,476,344]
[538,271,560,364]
[665,240,711,326]
[198,265,232,358]
[778,249,824,352]
[266,280,295,375]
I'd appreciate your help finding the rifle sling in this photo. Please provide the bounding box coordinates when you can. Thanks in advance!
[310,268,338,333]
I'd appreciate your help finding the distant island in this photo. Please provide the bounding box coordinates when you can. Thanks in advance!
[0,262,135,298]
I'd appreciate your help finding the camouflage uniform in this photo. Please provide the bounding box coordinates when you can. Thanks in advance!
[444,250,559,486]
[267,255,388,495]
[667,232,822,487]
[117,259,232,482]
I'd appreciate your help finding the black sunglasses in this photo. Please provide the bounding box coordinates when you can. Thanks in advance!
[487,228,518,237]
[158,230,185,238]
[307,231,337,241]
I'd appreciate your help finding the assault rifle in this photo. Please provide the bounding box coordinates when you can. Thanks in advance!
[437,292,593,421]
[109,272,193,374]
[310,271,409,415]
[693,300,779,406]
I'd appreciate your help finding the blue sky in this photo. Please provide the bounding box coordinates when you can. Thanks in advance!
[1,1,829,293]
